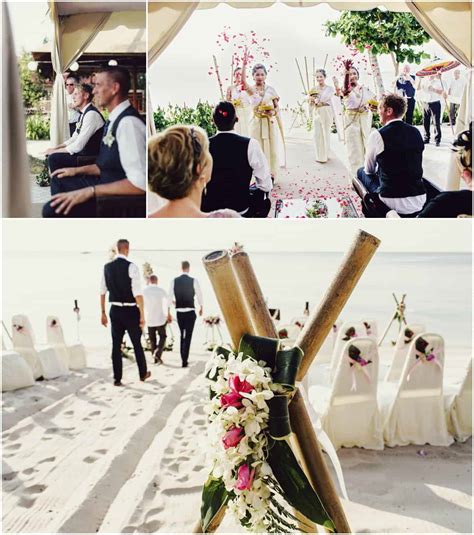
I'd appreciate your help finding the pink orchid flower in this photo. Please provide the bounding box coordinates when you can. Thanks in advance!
[222,426,244,449]
[220,391,243,409]
[235,464,256,491]
[228,375,254,395]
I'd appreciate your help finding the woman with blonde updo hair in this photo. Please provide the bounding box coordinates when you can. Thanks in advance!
[148,125,240,218]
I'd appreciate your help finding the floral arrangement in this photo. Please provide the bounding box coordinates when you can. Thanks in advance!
[342,326,357,341]
[49,318,59,328]
[347,344,372,391]
[229,242,244,256]
[367,98,379,112]
[277,328,288,339]
[232,98,242,108]
[363,321,372,336]
[306,199,328,218]
[204,315,221,327]
[254,104,274,119]
[12,323,24,333]
[407,336,442,381]
[404,327,415,344]
[200,335,335,533]
[102,130,115,148]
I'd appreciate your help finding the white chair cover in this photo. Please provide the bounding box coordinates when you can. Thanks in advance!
[310,338,384,450]
[315,320,342,365]
[446,360,472,442]
[384,323,426,383]
[2,351,35,392]
[382,333,453,447]
[46,315,87,369]
[360,318,378,340]
[329,321,376,380]
[37,347,69,380]
[277,324,300,347]
[11,315,43,379]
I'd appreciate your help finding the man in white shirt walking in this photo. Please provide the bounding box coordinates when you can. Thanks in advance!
[419,74,444,146]
[143,275,169,364]
[168,261,203,368]
[448,70,465,126]
[43,66,146,217]
[45,83,105,173]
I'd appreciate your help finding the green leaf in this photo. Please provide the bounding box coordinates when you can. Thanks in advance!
[200,476,229,533]
[268,440,336,532]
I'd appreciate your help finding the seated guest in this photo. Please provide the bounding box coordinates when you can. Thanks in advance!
[45,83,105,173]
[65,75,80,135]
[418,125,473,218]
[42,67,146,218]
[202,102,272,217]
[357,93,426,217]
[148,125,240,218]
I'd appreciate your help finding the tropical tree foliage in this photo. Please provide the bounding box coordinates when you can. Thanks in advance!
[153,101,217,137]
[18,52,47,109]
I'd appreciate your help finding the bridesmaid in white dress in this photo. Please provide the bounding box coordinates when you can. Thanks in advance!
[334,65,376,178]
[242,61,281,180]
[308,69,335,163]
[225,67,250,137]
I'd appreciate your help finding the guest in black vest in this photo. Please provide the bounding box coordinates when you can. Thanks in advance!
[42,67,146,218]
[168,261,203,368]
[202,101,272,217]
[357,93,426,216]
[100,239,150,386]
[45,83,105,173]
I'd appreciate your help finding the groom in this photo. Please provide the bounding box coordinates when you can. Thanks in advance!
[42,66,146,218]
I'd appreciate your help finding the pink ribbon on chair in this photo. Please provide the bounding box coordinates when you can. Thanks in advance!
[406,350,442,382]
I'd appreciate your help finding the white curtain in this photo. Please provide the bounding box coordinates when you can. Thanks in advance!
[2,2,31,217]
[49,1,110,145]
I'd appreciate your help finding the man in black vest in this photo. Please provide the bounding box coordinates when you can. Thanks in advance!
[356,93,427,216]
[45,83,105,173]
[42,66,146,218]
[202,102,272,217]
[168,261,203,368]
[100,239,150,386]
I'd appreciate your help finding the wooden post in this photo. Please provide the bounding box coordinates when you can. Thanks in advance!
[296,230,381,380]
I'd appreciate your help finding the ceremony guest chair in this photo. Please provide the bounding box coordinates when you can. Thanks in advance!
[382,333,453,447]
[309,338,384,450]
[384,323,426,383]
[2,351,35,392]
[95,194,146,218]
[277,324,300,347]
[11,315,68,380]
[46,316,87,370]
[329,321,375,380]
[445,359,472,442]
[360,318,378,340]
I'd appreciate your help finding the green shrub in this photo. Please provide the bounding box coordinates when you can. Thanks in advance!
[26,114,50,140]
[153,102,217,138]
[19,52,47,109]
[35,158,50,187]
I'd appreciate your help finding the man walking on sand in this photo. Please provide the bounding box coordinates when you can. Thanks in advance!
[143,274,169,364]
[100,239,150,386]
[168,261,203,368]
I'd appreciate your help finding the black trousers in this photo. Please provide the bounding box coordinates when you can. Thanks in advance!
[110,306,147,383]
[148,324,167,360]
[48,152,78,173]
[42,175,98,218]
[423,101,442,143]
[449,103,460,126]
[176,311,196,365]
[404,98,415,125]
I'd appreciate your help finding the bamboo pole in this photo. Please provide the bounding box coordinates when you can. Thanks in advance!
[312,56,316,86]
[304,56,310,94]
[295,58,308,94]
[296,230,381,380]
[213,55,225,100]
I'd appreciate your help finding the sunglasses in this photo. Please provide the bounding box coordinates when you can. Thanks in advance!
[66,83,75,86]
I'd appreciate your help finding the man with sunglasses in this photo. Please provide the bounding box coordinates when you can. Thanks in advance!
[65,75,80,136]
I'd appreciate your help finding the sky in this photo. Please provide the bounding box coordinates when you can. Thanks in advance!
[149,2,456,108]
[8,1,51,56]
[3,219,472,254]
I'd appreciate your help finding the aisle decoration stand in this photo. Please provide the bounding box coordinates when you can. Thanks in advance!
[194,229,381,533]
[378,293,408,346]
[204,315,224,351]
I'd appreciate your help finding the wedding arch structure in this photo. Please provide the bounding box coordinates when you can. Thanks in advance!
[148,1,472,189]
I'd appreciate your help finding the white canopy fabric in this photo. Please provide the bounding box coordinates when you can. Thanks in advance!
[2,2,31,217]
[49,1,146,145]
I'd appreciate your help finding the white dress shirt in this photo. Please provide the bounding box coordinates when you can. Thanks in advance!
[100,254,142,304]
[143,284,169,327]
[364,118,427,215]
[215,130,273,193]
[449,78,465,105]
[64,103,104,155]
[67,92,80,123]
[419,78,442,103]
[168,273,203,312]
[105,100,146,191]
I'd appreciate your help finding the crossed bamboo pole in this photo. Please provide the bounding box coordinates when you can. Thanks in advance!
[194,230,380,533]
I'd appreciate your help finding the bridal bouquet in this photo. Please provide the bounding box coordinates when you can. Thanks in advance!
[200,334,335,533]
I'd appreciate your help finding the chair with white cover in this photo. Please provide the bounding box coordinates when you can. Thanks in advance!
[382,333,453,447]
[277,324,300,347]
[314,320,342,365]
[445,360,472,442]
[360,319,378,340]
[309,337,384,450]
[329,321,375,380]
[46,315,87,370]
[2,351,35,392]
[384,323,426,383]
[12,314,68,380]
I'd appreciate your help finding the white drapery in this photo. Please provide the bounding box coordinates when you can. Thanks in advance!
[2,2,31,217]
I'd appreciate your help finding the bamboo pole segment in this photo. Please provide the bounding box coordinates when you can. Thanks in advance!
[202,250,255,347]
[230,251,278,339]
[304,56,310,94]
[213,55,225,100]
[312,56,316,86]
[296,229,381,380]
[295,58,308,94]
[289,390,352,533]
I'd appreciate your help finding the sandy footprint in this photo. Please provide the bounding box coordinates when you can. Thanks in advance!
[39,456,56,464]
[100,426,116,437]
[89,410,101,417]
[18,496,36,508]
[83,455,98,464]
[5,443,21,451]
[3,471,17,481]
[24,484,47,494]
[22,467,37,476]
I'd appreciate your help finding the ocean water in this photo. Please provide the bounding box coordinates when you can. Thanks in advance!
[2,250,471,350]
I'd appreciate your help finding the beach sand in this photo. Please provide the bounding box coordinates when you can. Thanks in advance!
[2,345,472,533]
